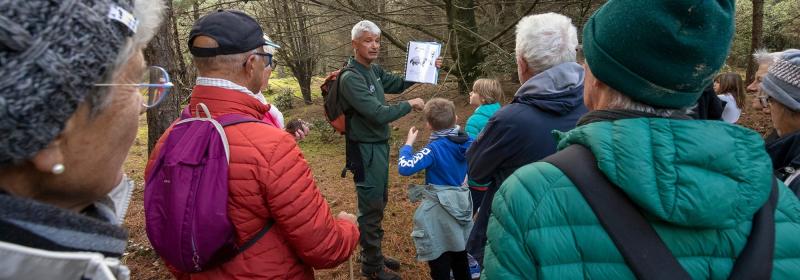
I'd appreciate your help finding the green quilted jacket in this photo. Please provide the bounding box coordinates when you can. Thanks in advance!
[482,118,800,279]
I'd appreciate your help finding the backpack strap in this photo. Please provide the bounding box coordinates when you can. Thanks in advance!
[728,177,777,279]
[542,144,779,280]
[216,114,265,127]
[213,114,277,254]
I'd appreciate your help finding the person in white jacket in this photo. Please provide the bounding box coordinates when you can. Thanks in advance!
[713,72,746,123]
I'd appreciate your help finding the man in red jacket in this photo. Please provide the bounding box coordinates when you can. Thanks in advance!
[148,10,359,279]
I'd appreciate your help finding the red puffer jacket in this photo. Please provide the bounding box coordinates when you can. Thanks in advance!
[147,85,359,279]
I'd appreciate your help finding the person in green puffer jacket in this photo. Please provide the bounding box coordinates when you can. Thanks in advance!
[481,0,800,279]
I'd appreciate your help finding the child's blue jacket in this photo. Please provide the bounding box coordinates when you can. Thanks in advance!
[398,131,473,186]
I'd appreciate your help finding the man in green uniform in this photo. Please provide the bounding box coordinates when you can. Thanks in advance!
[339,20,441,280]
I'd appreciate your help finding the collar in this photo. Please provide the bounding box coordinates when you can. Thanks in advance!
[430,125,461,140]
[577,109,691,126]
[348,56,373,73]
[0,192,128,258]
[190,85,270,120]
[766,130,800,173]
[196,77,268,104]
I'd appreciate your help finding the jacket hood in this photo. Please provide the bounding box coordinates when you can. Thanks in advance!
[555,118,773,228]
[514,62,585,115]
[442,130,472,161]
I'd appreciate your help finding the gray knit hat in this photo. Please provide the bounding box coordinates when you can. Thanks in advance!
[763,49,800,112]
[0,0,137,166]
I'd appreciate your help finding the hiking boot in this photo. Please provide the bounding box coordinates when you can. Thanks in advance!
[363,267,402,280]
[383,256,401,271]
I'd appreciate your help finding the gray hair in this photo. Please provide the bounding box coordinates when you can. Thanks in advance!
[351,20,381,40]
[193,48,259,73]
[515,13,578,73]
[0,0,164,166]
[86,0,165,115]
[605,88,686,117]
[753,49,784,66]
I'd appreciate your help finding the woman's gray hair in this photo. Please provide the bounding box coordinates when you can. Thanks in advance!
[86,0,165,115]
[0,0,164,166]
[351,20,381,40]
[605,88,686,117]
[753,49,784,66]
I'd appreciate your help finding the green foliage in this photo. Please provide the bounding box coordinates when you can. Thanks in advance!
[272,87,295,110]
[730,0,800,68]
[266,77,325,99]
[309,118,338,143]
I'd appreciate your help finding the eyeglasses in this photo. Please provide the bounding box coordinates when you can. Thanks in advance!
[251,52,277,69]
[95,66,174,108]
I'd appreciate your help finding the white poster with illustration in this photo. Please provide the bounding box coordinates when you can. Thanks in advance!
[405,41,441,84]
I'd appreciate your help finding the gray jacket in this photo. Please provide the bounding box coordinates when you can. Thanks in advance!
[408,184,473,261]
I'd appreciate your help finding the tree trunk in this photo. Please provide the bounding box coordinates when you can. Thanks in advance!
[746,0,765,84]
[144,1,183,154]
[447,0,484,94]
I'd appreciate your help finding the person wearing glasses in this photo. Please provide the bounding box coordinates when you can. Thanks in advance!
[149,10,360,279]
[762,49,800,196]
[0,0,165,279]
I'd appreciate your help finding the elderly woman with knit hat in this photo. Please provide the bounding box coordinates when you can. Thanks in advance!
[481,0,800,279]
[763,49,800,196]
[0,0,165,279]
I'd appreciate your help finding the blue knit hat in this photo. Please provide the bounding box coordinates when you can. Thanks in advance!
[762,49,800,112]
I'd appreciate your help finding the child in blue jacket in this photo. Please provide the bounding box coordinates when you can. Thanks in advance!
[398,98,475,280]
[464,79,504,213]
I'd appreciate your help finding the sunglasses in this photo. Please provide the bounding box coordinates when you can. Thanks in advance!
[249,52,277,69]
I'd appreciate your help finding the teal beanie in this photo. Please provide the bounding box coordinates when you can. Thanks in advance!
[582,0,735,108]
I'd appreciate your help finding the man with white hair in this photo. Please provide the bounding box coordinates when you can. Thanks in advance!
[464,12,587,266]
[483,0,800,278]
[338,20,440,280]
[149,10,360,279]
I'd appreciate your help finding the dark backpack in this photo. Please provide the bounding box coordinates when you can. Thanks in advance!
[145,104,274,272]
[320,64,361,135]
[542,144,777,280]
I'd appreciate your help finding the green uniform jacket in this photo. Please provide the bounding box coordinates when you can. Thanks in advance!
[339,58,413,143]
[483,118,800,279]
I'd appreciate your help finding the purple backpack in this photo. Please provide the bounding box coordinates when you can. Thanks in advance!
[145,104,273,272]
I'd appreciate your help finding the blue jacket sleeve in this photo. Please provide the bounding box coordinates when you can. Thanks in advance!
[398,144,434,176]
[466,117,516,186]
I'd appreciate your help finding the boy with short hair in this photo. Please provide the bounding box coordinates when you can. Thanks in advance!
[398,98,475,280]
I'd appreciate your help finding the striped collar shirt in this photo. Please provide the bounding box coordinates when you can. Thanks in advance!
[196,77,268,105]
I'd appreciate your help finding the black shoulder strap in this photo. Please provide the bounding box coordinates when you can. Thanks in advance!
[728,177,777,280]
[542,144,691,280]
[238,219,275,253]
[542,144,779,280]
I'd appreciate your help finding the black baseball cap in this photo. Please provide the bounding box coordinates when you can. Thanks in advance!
[188,9,280,57]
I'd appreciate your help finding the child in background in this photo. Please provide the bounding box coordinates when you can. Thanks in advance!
[714,73,746,123]
[398,98,475,280]
[464,79,503,214]
[465,79,504,138]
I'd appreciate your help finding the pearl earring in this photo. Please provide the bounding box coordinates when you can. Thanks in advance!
[51,164,65,175]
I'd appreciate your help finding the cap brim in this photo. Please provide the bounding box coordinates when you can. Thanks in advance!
[265,41,281,49]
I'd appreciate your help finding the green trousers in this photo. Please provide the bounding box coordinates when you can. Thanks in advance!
[356,142,390,273]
